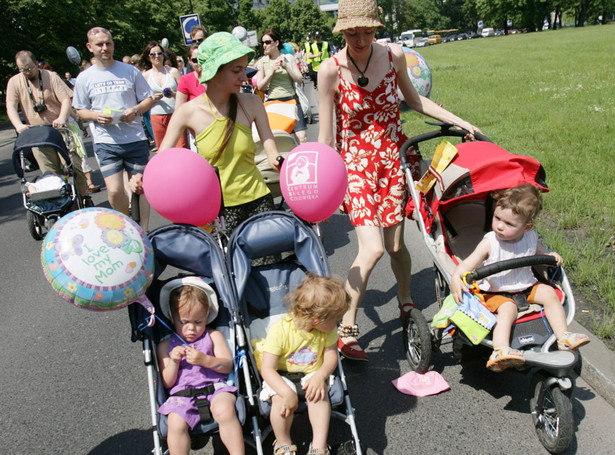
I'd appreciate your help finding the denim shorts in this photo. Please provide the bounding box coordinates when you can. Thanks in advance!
[95,140,150,178]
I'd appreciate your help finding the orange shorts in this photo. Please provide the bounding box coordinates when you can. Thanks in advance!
[482,283,539,313]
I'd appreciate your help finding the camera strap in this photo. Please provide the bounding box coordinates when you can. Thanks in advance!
[24,70,44,105]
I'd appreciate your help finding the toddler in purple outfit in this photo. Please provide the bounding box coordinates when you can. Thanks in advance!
[157,282,244,455]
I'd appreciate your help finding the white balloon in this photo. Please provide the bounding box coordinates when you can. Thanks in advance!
[161,38,169,49]
[232,26,247,41]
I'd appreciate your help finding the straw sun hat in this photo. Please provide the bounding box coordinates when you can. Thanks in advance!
[333,0,385,33]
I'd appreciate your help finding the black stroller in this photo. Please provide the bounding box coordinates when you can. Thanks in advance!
[12,125,89,240]
[226,211,361,455]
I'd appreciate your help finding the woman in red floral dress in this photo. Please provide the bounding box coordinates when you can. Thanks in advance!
[318,0,481,361]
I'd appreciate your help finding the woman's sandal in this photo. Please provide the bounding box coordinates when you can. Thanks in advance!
[274,442,297,455]
[337,325,368,361]
[399,300,417,319]
[87,183,101,193]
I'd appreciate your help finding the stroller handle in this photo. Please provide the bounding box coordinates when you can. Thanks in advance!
[399,122,491,168]
[466,254,557,284]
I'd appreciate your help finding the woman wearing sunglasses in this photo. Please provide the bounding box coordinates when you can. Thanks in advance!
[176,43,205,108]
[139,41,187,148]
[175,43,206,151]
[256,29,308,144]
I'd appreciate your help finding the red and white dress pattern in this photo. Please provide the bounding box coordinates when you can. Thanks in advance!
[334,48,418,227]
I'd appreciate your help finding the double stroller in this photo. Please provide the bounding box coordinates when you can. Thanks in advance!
[12,125,89,240]
[399,125,581,454]
[129,211,361,454]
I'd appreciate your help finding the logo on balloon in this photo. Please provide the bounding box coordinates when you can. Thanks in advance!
[280,143,348,223]
[285,152,318,188]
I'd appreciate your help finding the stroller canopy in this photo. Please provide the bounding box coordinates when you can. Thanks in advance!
[12,125,72,179]
[129,224,236,343]
[421,141,548,233]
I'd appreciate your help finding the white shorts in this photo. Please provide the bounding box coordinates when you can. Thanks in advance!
[259,372,334,402]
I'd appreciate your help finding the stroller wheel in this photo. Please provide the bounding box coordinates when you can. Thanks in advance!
[27,211,44,240]
[402,308,432,373]
[529,372,574,454]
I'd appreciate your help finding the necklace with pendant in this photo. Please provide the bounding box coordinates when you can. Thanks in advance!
[347,45,373,88]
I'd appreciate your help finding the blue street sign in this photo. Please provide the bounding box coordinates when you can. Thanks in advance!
[179,14,201,45]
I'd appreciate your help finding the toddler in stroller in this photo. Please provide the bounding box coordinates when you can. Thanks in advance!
[451,183,589,372]
[226,211,362,455]
[129,224,248,455]
[255,275,349,455]
[157,279,244,455]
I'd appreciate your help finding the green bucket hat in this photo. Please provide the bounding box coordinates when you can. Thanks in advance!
[198,32,255,83]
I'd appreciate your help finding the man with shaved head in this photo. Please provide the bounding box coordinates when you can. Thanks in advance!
[73,27,154,229]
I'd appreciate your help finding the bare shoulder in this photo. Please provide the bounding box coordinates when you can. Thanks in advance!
[387,43,406,62]
[319,55,338,73]
[238,92,263,110]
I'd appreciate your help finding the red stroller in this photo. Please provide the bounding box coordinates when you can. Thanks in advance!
[401,124,580,454]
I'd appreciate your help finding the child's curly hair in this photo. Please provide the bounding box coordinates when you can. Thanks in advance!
[170,285,210,320]
[285,274,350,331]
[493,183,542,224]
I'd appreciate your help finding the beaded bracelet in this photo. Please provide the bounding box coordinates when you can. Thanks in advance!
[337,324,359,338]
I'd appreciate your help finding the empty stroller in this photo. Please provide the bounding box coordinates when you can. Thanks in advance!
[12,125,89,240]
[400,124,582,454]
[128,224,250,454]
[226,211,361,455]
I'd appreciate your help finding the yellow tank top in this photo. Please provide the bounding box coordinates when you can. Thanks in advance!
[195,118,270,207]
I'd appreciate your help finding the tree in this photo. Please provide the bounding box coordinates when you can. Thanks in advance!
[256,0,292,40]
[236,0,260,32]
[289,0,330,44]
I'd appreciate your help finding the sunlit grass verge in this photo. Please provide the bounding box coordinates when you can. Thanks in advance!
[402,24,615,339]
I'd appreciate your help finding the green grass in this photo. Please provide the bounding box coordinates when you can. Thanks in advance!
[401,24,615,339]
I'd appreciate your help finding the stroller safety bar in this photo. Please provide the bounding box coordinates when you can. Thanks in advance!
[466,255,557,283]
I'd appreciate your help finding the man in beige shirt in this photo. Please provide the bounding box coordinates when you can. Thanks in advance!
[6,50,86,197]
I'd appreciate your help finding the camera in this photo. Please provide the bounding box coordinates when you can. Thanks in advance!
[33,102,47,113]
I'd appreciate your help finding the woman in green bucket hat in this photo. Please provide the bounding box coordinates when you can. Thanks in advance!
[133,32,282,233]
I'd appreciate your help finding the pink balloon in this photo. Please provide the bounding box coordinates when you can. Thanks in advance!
[280,143,348,223]
[143,148,221,225]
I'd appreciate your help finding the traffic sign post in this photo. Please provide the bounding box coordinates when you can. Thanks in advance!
[179,14,201,45]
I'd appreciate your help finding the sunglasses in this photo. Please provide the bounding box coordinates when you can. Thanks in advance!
[191,58,198,64]
[262,40,273,45]
[149,51,163,57]
[19,65,36,73]
[88,27,109,35]
[194,38,204,44]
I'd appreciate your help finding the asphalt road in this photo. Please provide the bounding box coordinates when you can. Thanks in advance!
[1,81,615,454]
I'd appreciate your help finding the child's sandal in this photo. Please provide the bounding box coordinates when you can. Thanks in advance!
[273,441,297,455]
[307,443,331,455]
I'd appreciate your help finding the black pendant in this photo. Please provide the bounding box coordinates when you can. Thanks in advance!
[358,76,369,87]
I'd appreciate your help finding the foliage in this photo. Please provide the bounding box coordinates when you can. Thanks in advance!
[1,0,614,92]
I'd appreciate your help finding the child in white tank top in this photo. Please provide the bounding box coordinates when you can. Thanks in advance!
[451,183,589,372]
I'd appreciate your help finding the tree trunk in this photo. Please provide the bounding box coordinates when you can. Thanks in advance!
[578,0,592,26]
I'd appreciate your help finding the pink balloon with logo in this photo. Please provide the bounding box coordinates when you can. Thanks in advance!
[280,142,348,223]
[143,148,221,226]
